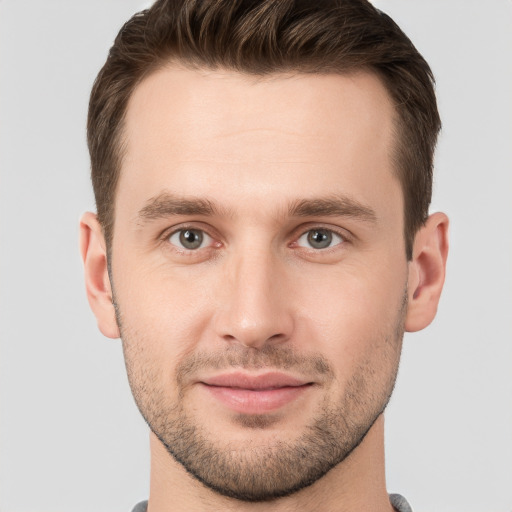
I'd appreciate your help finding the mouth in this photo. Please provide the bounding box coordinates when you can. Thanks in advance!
[199,372,314,414]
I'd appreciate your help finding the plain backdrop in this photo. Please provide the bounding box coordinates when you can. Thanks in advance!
[1,1,511,511]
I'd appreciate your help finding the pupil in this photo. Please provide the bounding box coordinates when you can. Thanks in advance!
[308,230,331,249]
[180,229,202,249]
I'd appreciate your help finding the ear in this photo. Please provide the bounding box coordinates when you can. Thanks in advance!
[79,212,120,339]
[405,212,449,332]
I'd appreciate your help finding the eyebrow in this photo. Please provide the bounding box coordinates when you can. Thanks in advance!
[137,193,223,223]
[136,192,377,225]
[288,195,377,223]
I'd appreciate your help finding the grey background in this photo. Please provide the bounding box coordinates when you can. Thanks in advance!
[1,1,511,511]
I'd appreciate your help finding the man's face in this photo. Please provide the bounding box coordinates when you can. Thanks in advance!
[111,67,409,500]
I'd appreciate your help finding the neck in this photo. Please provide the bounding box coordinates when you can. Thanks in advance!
[146,415,394,512]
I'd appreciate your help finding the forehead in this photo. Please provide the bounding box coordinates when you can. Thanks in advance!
[119,65,400,223]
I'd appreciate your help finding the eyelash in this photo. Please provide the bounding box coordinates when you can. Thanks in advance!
[161,224,351,254]
[161,224,220,254]
[293,228,346,251]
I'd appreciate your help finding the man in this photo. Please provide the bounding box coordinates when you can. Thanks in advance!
[80,0,448,510]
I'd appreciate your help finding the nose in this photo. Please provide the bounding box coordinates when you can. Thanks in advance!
[213,248,294,350]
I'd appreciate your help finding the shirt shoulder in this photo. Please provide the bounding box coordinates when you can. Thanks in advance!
[131,501,148,512]
[389,493,413,512]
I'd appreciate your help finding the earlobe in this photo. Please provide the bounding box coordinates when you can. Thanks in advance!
[79,212,120,339]
[405,212,449,332]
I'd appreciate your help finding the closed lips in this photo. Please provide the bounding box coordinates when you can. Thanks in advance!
[198,372,314,414]
[200,372,312,390]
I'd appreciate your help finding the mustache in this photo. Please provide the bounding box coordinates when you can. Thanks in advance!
[176,345,335,384]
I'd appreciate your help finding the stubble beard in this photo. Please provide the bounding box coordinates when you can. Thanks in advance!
[116,294,406,503]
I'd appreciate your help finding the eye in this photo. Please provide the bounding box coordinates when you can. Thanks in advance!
[297,228,344,250]
[168,228,212,250]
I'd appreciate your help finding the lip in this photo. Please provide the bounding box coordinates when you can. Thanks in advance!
[199,372,313,414]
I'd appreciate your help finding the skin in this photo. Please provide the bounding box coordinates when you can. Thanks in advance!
[80,66,448,512]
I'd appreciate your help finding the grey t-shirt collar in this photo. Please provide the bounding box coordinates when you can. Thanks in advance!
[132,493,413,512]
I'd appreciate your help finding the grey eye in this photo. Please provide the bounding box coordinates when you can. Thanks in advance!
[169,229,211,250]
[297,229,343,249]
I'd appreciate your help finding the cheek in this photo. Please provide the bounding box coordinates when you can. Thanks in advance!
[292,263,406,372]
[113,258,218,379]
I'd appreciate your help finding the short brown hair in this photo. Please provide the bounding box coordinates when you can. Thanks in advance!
[88,0,441,259]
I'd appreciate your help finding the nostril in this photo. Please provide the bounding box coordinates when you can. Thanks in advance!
[268,333,286,342]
